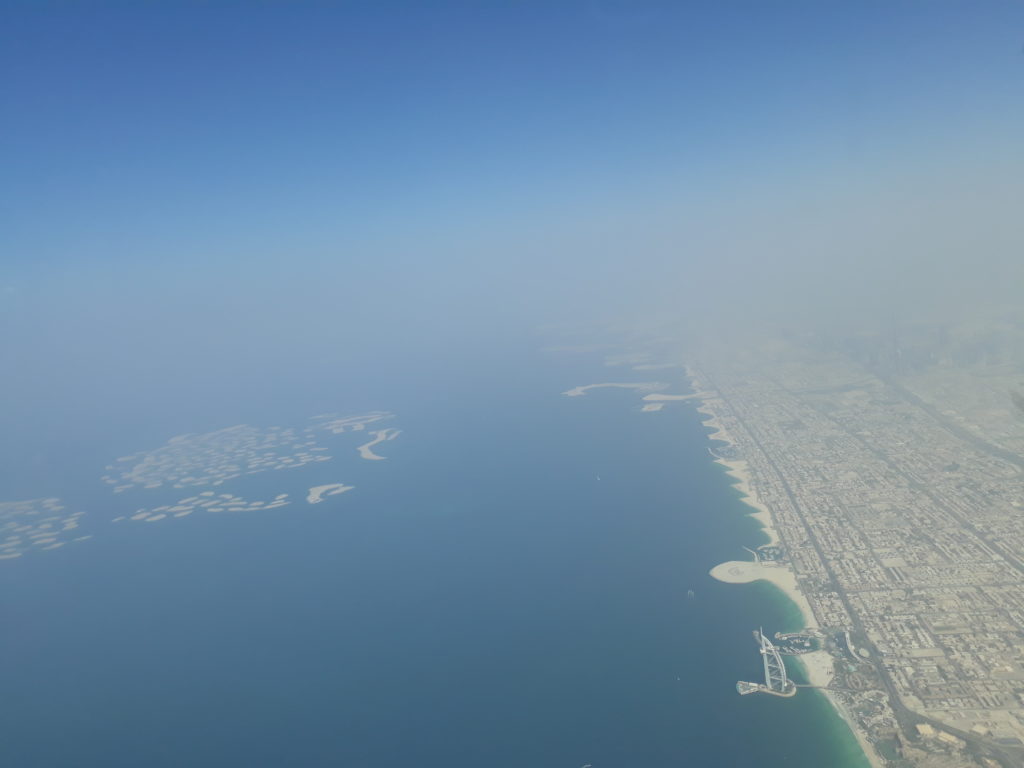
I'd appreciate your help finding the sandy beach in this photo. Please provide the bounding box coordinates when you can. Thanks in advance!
[715,458,779,547]
[694,368,884,768]
[823,689,887,768]
[710,560,817,629]
[686,377,779,547]
[798,649,835,687]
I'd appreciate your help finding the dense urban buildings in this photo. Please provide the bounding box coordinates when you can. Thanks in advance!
[694,322,1024,768]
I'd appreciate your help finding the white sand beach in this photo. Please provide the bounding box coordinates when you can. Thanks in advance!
[798,650,835,688]
[710,560,817,630]
[716,458,779,546]
[692,369,884,768]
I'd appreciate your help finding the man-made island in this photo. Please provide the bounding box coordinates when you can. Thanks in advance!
[356,428,402,461]
[306,484,354,504]
[0,498,90,560]
[562,382,667,397]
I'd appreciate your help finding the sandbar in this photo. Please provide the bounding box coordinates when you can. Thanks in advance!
[641,403,664,412]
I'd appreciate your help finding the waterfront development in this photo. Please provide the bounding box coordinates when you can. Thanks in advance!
[10,325,1018,768]
[687,328,1024,768]
[0,344,869,768]
[555,318,1024,768]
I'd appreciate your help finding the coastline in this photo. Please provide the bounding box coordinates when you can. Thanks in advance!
[691,369,884,768]
[710,560,817,630]
[697,400,779,548]
[821,688,886,768]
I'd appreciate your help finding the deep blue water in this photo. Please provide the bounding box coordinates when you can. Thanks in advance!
[0,346,867,767]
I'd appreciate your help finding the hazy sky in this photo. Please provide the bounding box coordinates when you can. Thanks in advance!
[3,1,1024,451]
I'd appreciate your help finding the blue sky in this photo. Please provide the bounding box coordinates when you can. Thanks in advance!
[2,1,1023,441]
[4,1,1022,265]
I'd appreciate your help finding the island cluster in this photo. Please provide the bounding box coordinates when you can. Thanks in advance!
[3,410,400,562]
[0,498,91,559]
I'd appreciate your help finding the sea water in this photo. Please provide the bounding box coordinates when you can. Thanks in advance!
[0,343,867,767]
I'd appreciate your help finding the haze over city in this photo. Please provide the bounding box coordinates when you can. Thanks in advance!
[3,4,1024,768]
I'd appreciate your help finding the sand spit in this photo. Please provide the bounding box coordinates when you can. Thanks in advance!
[562,382,667,397]
[306,484,354,504]
[356,428,401,460]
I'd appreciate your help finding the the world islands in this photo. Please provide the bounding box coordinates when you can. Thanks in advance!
[0,411,401,561]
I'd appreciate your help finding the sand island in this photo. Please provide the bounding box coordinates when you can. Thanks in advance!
[306,484,354,504]
[357,428,401,460]
[562,382,668,397]
[0,497,90,561]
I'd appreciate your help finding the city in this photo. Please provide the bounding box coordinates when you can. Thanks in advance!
[693,325,1024,768]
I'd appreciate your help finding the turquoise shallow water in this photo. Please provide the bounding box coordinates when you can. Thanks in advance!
[0,347,868,767]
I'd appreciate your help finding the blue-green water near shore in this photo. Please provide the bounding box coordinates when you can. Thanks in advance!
[0,345,868,767]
